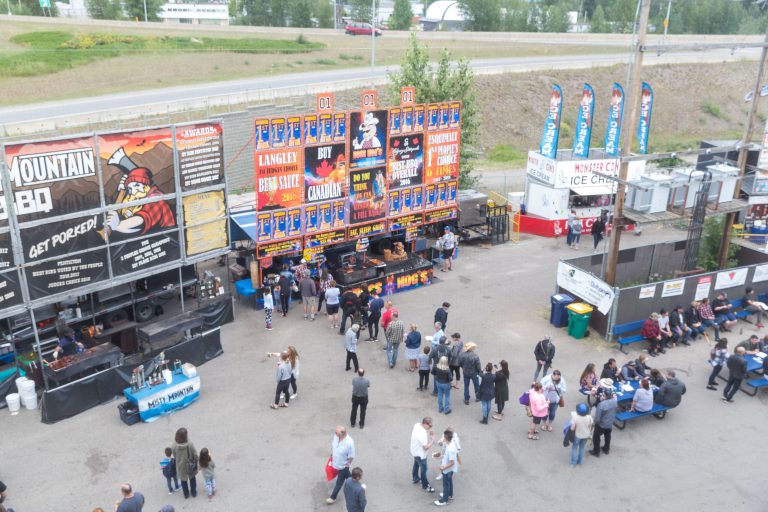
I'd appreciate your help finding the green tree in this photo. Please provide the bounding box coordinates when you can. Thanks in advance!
[315,0,334,28]
[349,0,376,22]
[607,0,636,33]
[458,0,502,31]
[388,34,479,188]
[589,4,609,33]
[241,0,271,25]
[123,0,162,20]
[86,0,124,19]
[542,4,570,32]
[270,0,287,25]
[390,0,414,30]
[699,215,738,271]
[290,0,313,27]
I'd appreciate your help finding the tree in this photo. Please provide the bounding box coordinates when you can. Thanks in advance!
[349,0,376,22]
[270,0,287,26]
[390,0,414,30]
[86,0,124,19]
[699,215,738,271]
[315,0,334,28]
[290,0,313,27]
[542,4,570,32]
[388,34,479,188]
[123,0,162,20]
[607,0,636,33]
[241,0,272,25]
[458,0,502,31]
[589,5,609,33]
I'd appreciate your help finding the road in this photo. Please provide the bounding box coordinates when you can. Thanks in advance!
[0,47,759,127]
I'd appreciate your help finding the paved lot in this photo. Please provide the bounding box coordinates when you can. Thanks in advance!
[1,226,765,512]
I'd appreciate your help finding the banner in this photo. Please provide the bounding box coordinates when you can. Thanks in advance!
[603,83,624,157]
[0,270,23,310]
[661,278,685,298]
[539,85,563,159]
[349,110,388,169]
[752,264,768,283]
[97,128,177,242]
[183,191,228,256]
[21,214,105,262]
[255,147,303,211]
[305,228,347,248]
[388,134,423,189]
[4,136,100,222]
[572,84,595,158]
[714,268,748,290]
[556,261,614,314]
[110,232,181,276]
[175,123,224,191]
[286,116,302,147]
[304,144,347,204]
[424,129,460,185]
[637,82,654,155]
[349,167,387,224]
[26,249,109,300]
[388,213,423,231]
[424,207,458,224]
[257,238,302,258]
[694,275,712,300]
[347,221,386,239]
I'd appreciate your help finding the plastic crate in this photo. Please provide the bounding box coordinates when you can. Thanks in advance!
[118,401,141,426]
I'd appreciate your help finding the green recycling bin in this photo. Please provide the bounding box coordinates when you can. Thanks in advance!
[566,303,593,339]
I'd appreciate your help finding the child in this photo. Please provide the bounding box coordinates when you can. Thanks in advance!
[417,346,431,391]
[199,448,216,501]
[160,447,180,495]
[263,286,274,331]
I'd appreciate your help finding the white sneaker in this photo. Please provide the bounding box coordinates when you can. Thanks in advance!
[435,474,442,480]
[290,393,297,400]
[326,497,336,504]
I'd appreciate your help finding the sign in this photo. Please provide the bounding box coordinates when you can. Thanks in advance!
[346,266,433,296]
[556,261,614,314]
[127,373,201,422]
[319,113,333,144]
[661,278,685,298]
[695,275,712,300]
[303,246,323,263]
[26,249,108,300]
[752,264,768,283]
[286,116,302,147]
[183,191,225,224]
[183,191,228,256]
[0,234,14,269]
[572,84,595,158]
[604,83,625,157]
[305,228,346,248]
[257,238,302,258]
[270,118,287,149]
[714,268,748,290]
[110,232,181,276]
[388,213,423,231]
[287,207,302,237]
[349,110,388,169]
[255,147,304,211]
[388,134,423,189]
[355,237,370,252]
[449,102,461,128]
[185,219,227,256]
[303,114,319,145]
[256,212,273,243]
[4,136,100,222]
[413,105,425,132]
[424,207,457,224]
[0,271,23,309]
[349,167,387,224]
[175,122,224,191]
[400,87,415,106]
[539,84,563,159]
[389,108,402,135]
[316,93,334,112]
[347,221,386,239]
[424,129,460,185]
[21,214,105,262]
[304,144,347,204]
[637,82,654,155]
[526,151,557,185]
[639,284,656,299]
[255,118,271,150]
[361,89,378,110]
[332,113,347,143]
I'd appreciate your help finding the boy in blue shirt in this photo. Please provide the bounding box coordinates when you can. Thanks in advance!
[160,447,180,494]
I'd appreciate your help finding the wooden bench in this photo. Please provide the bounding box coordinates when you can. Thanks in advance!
[743,377,768,396]
[612,320,646,354]
[613,403,672,430]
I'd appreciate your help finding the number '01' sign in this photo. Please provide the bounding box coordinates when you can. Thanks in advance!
[400,87,415,107]
[361,89,377,110]
[316,93,334,112]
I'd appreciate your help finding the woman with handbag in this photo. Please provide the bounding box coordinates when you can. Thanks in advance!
[540,370,567,432]
[527,382,549,440]
[492,360,509,421]
[172,427,199,499]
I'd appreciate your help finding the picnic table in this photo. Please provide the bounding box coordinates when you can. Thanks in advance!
[716,354,765,396]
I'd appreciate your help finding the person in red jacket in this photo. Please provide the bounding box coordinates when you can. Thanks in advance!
[641,312,665,357]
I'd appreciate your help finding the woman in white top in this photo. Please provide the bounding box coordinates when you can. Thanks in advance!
[324,280,341,329]
[631,378,653,413]
[569,403,594,466]
[440,227,456,272]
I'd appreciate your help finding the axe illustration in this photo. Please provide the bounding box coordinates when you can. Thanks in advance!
[107,147,138,204]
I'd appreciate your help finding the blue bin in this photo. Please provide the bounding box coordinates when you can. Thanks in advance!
[749,225,768,244]
[550,293,574,327]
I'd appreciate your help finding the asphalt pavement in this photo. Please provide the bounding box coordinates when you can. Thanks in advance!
[0,225,764,512]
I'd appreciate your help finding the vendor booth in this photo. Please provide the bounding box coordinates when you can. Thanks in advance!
[229,92,463,302]
[0,119,233,407]
[520,149,646,237]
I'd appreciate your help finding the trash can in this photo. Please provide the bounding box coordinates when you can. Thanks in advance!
[550,294,574,327]
[566,303,594,339]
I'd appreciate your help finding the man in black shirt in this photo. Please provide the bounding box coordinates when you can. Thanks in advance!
[434,302,450,330]
[339,290,360,335]
[712,292,737,332]
[722,346,748,403]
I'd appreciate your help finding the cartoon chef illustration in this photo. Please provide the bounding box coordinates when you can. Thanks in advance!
[105,147,176,236]
[352,112,382,150]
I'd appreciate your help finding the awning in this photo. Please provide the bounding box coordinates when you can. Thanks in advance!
[230,210,257,241]
[570,185,615,196]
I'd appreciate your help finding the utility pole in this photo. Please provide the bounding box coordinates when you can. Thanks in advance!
[604,0,652,286]
[718,28,768,268]
[143,0,148,22]
[371,0,377,89]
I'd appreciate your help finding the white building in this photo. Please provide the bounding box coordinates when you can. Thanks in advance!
[160,2,229,25]
[421,0,466,31]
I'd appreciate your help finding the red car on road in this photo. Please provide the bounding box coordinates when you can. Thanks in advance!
[345,22,382,36]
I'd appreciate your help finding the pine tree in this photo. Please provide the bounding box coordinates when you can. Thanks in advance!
[458,0,502,31]
[86,0,124,19]
[290,0,313,27]
[590,5,609,33]
[315,0,334,28]
[123,0,162,20]
[390,0,413,30]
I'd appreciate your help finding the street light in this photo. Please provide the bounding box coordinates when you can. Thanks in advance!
[143,0,148,22]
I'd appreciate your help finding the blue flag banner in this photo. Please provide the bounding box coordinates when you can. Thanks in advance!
[540,85,563,159]
[572,84,595,158]
[603,83,624,157]
[637,82,654,155]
